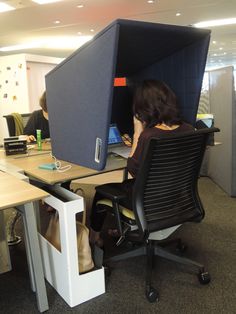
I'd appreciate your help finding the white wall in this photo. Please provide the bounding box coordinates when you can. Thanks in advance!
[27,61,57,112]
[0,54,62,143]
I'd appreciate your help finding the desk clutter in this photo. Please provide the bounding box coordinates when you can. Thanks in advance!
[4,136,27,155]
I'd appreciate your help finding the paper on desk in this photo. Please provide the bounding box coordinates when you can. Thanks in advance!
[109,146,131,159]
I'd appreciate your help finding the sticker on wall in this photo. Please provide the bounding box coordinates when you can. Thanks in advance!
[18,64,22,69]
[6,66,11,70]
[15,81,19,86]
[3,93,7,98]
[13,95,17,101]
[5,80,8,84]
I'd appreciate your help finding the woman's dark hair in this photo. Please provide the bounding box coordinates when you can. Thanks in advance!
[133,80,182,128]
[39,91,47,112]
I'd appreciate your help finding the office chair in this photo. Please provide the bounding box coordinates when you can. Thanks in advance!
[3,115,16,136]
[95,127,219,302]
[3,113,31,136]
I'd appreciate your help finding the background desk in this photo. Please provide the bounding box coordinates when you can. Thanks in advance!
[0,171,49,312]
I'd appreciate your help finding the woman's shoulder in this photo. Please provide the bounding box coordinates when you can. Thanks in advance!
[139,127,163,140]
[140,122,194,138]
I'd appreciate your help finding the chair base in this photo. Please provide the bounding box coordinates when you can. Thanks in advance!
[106,238,210,302]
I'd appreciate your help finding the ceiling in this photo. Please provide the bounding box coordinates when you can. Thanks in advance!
[1,0,236,69]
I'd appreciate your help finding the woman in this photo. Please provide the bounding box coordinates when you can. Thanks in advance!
[24,90,71,191]
[90,79,194,246]
[23,91,50,142]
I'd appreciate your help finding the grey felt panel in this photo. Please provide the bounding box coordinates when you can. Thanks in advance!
[208,66,236,196]
[46,19,210,170]
[46,22,119,170]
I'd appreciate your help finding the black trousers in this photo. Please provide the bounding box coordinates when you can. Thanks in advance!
[90,179,135,232]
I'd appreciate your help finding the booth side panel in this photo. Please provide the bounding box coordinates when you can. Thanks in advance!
[46,24,119,170]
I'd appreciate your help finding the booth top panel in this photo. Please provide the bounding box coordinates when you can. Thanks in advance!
[46,19,210,170]
[114,19,210,76]
[50,19,210,78]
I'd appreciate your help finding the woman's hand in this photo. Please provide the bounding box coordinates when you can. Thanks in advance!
[26,135,36,143]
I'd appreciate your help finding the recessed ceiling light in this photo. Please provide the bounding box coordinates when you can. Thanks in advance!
[77,4,84,8]
[176,13,181,17]
[219,47,223,50]
[54,20,60,24]
[147,0,154,3]
[77,32,82,35]
[0,3,15,13]
[32,0,62,4]
[90,29,94,32]
[212,41,217,44]
[194,17,236,28]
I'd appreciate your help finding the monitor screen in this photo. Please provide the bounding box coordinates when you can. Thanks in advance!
[108,124,123,145]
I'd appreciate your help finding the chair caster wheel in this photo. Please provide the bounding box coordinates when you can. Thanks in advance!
[146,287,159,303]
[198,271,211,284]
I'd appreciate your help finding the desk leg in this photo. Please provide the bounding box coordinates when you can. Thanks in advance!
[0,211,12,274]
[18,203,49,313]
[22,213,36,293]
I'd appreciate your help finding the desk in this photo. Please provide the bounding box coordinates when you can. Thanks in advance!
[0,171,49,312]
[0,145,127,308]
[0,145,127,185]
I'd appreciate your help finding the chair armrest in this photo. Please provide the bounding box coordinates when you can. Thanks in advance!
[95,185,126,202]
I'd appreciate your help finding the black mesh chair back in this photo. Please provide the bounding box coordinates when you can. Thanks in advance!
[133,127,219,240]
[3,115,16,136]
[3,113,31,136]
[21,113,31,128]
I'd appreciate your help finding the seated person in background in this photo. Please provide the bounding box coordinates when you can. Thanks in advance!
[24,90,71,191]
[89,79,194,247]
[23,91,50,142]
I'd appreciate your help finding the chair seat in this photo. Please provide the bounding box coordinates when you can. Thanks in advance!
[96,198,181,240]
[97,199,135,220]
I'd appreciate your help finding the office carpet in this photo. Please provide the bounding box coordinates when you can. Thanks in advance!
[0,176,236,314]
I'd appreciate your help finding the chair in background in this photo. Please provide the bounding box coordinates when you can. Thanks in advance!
[95,127,219,302]
[3,113,31,136]
[3,115,15,136]
[3,113,31,245]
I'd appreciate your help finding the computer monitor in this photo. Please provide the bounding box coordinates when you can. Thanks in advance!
[108,124,123,145]
[195,114,214,145]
